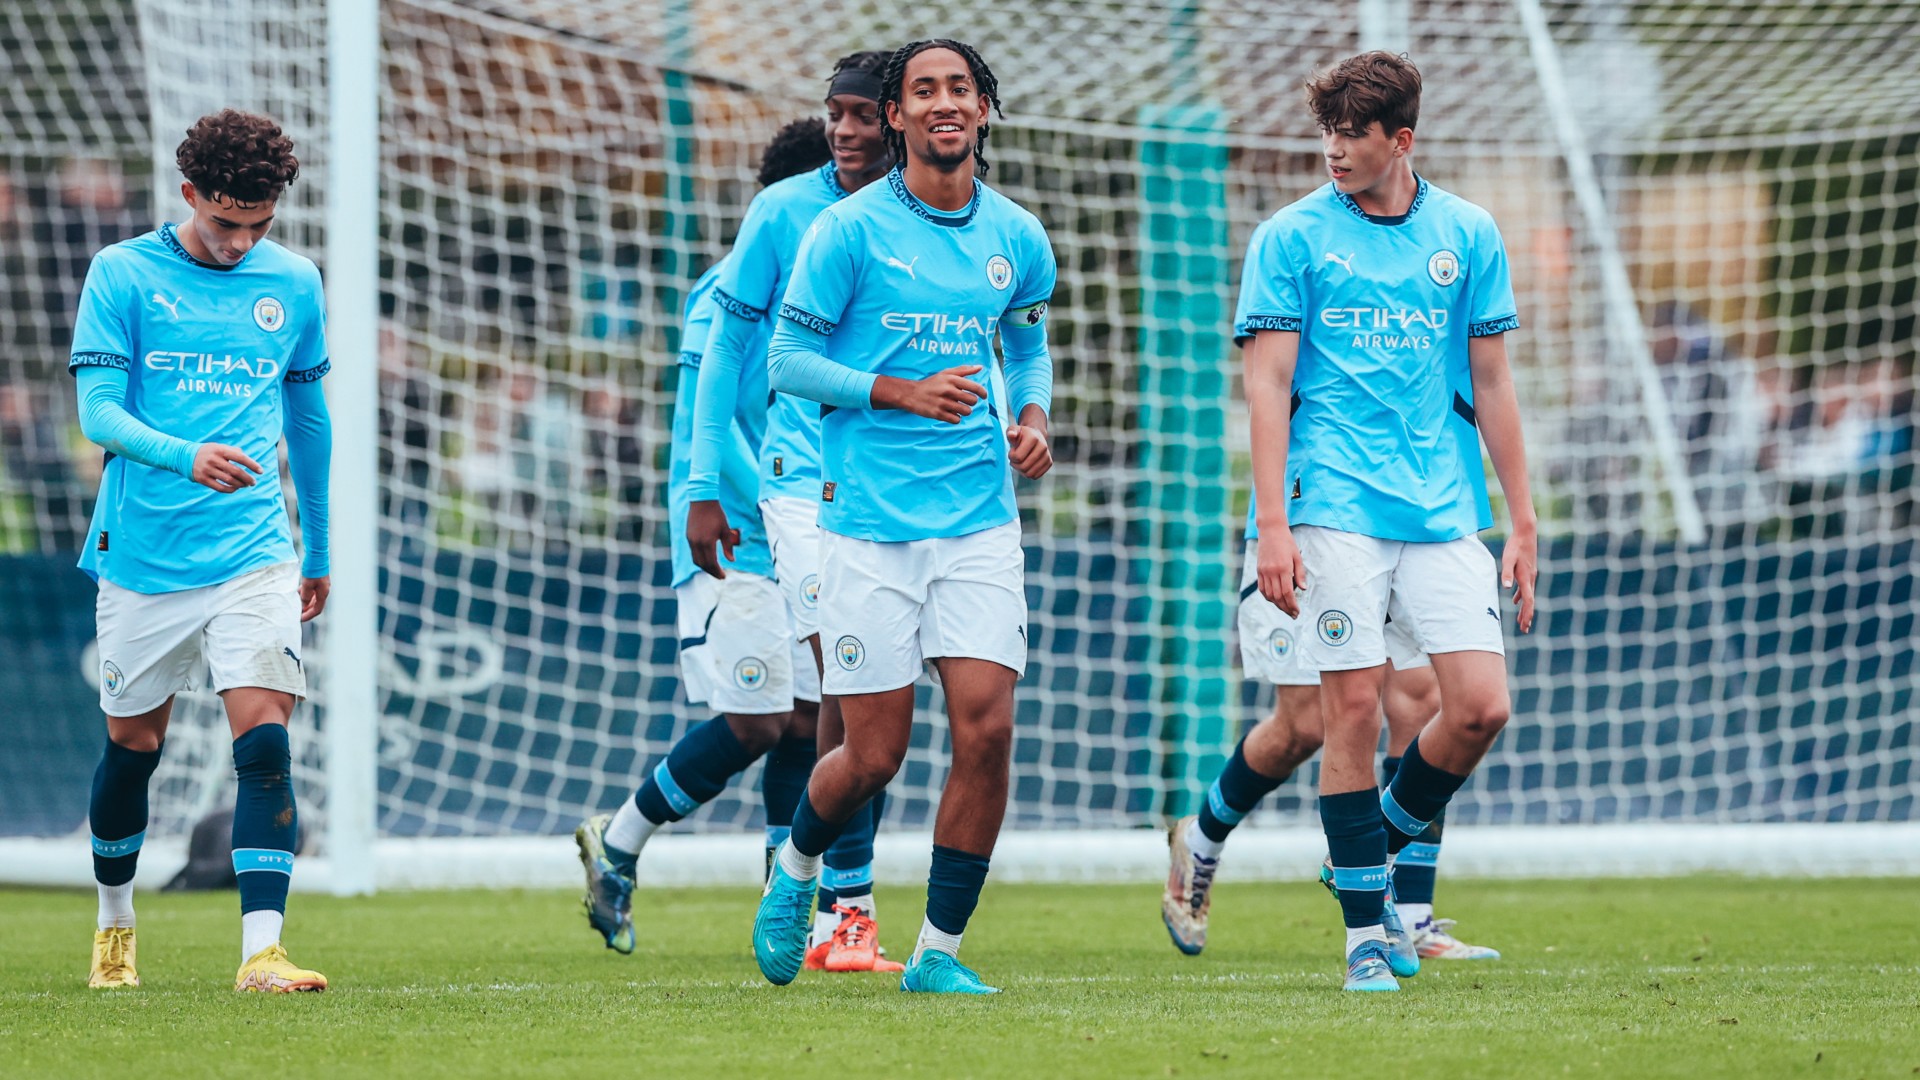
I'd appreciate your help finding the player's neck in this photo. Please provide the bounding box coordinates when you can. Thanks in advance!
[838,161,889,194]
[1347,162,1418,219]
[901,158,975,212]
[173,223,220,264]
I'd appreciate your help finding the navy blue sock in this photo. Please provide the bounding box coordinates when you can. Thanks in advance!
[1381,753,1442,904]
[634,717,755,825]
[90,739,163,886]
[1319,788,1388,929]
[231,725,297,915]
[1380,738,1467,856]
[760,733,814,847]
[925,845,991,936]
[788,789,847,860]
[824,788,881,904]
[1196,737,1287,843]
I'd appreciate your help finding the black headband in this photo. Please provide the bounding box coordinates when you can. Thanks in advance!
[827,69,882,103]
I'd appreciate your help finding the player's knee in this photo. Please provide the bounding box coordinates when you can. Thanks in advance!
[957,713,1014,767]
[1321,680,1381,725]
[843,740,906,793]
[1450,693,1511,744]
[725,713,789,757]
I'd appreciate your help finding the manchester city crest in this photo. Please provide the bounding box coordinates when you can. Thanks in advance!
[801,574,820,610]
[734,657,767,691]
[1427,250,1460,287]
[986,254,1013,290]
[102,660,124,697]
[253,296,286,332]
[835,635,864,671]
[1317,610,1352,647]
[1268,628,1294,661]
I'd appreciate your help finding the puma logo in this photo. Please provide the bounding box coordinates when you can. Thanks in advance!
[150,293,182,318]
[1323,252,1355,275]
[883,254,920,280]
[283,646,302,671]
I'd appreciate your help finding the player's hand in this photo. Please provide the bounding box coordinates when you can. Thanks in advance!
[1257,526,1307,618]
[1502,523,1538,633]
[191,443,263,493]
[1006,423,1052,478]
[875,365,986,423]
[686,499,738,580]
[299,576,330,622]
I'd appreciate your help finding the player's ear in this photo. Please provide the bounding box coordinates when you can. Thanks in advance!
[1392,126,1414,156]
[180,180,199,211]
[885,99,905,133]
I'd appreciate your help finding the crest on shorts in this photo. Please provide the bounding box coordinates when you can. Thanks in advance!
[835,635,864,671]
[1317,610,1351,647]
[1427,250,1460,287]
[102,660,124,697]
[1268,628,1294,661]
[734,657,767,691]
[986,254,1013,290]
[801,574,820,610]
[253,296,286,332]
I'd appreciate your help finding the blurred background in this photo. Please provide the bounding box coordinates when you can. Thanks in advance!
[0,1,1912,880]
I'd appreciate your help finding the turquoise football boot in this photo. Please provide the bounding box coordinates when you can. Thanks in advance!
[900,949,998,995]
[1343,939,1399,992]
[1320,856,1419,978]
[753,857,818,986]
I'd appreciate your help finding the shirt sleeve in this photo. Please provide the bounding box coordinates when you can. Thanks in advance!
[687,293,747,504]
[1467,213,1520,338]
[1232,219,1304,344]
[1000,217,1057,418]
[767,208,876,408]
[74,365,197,475]
[281,377,332,578]
[69,252,134,373]
[286,263,332,382]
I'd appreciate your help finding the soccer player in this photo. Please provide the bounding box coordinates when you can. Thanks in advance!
[573,117,837,957]
[752,38,1056,995]
[687,51,905,973]
[72,109,331,992]
[1235,52,1536,992]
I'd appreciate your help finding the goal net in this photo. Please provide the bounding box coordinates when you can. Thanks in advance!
[0,0,1914,885]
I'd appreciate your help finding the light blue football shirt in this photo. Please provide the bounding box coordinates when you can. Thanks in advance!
[68,224,330,593]
[698,163,851,503]
[776,170,1057,542]
[1234,177,1518,543]
[667,263,772,588]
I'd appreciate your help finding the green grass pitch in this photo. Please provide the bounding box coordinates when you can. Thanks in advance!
[5,877,1917,1078]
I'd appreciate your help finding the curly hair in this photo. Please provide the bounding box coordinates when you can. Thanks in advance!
[1305,51,1421,136]
[880,39,1003,176]
[175,109,299,205]
[757,117,831,187]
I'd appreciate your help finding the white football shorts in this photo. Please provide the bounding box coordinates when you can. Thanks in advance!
[761,495,823,643]
[1236,539,1427,685]
[94,560,306,716]
[818,521,1027,696]
[675,570,799,715]
[1293,525,1505,672]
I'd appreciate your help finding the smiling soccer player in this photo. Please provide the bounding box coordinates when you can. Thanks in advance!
[71,109,332,993]
[751,39,1057,995]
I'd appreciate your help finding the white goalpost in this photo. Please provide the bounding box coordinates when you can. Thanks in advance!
[2,0,1916,890]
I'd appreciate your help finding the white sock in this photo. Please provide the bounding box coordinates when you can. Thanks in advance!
[1399,902,1433,930]
[810,910,838,948]
[1345,923,1388,956]
[96,882,135,930]
[1184,818,1224,861]
[775,839,820,883]
[836,891,875,915]
[604,796,658,857]
[242,910,283,961]
[913,916,964,964]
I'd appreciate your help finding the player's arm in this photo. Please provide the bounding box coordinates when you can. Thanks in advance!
[1244,330,1307,617]
[999,235,1057,478]
[1468,332,1536,632]
[687,308,758,579]
[282,376,333,620]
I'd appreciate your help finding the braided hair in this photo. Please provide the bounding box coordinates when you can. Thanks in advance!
[879,39,1003,176]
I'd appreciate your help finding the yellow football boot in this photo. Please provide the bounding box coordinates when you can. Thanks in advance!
[88,927,140,989]
[234,943,328,993]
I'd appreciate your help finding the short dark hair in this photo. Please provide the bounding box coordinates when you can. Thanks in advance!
[757,117,831,187]
[175,108,299,206]
[829,50,891,87]
[1305,51,1421,136]
[880,39,1003,176]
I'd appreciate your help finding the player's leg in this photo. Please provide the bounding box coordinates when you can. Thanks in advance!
[1296,525,1402,991]
[204,562,325,992]
[754,532,921,985]
[896,522,1027,994]
[583,572,793,953]
[760,674,817,878]
[86,575,206,989]
[1381,662,1441,925]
